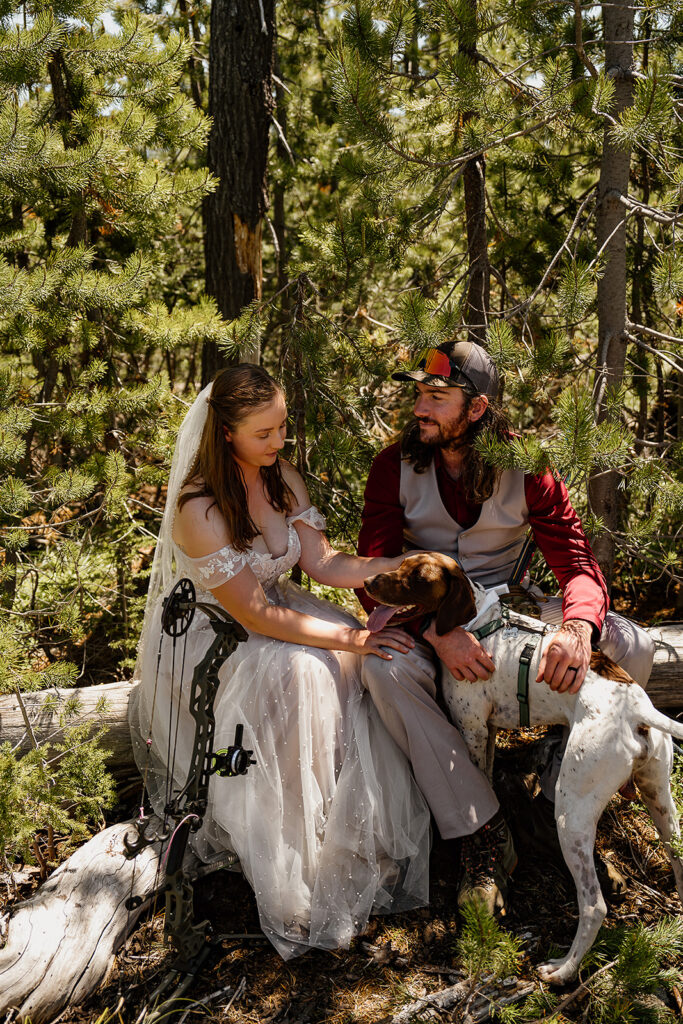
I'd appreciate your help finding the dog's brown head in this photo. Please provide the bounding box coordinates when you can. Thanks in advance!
[363,552,477,636]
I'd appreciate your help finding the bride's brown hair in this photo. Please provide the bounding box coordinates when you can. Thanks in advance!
[178,364,296,552]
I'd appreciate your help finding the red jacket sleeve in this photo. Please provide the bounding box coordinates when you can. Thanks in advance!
[525,472,609,636]
[355,443,404,615]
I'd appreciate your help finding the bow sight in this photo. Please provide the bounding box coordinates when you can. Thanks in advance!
[124,576,256,986]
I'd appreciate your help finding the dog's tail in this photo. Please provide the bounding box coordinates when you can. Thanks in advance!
[633,700,683,743]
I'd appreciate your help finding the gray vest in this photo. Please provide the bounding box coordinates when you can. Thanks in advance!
[399,458,529,587]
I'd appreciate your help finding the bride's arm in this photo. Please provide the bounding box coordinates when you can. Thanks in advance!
[282,462,407,588]
[298,529,406,588]
[173,494,413,659]
[210,565,412,659]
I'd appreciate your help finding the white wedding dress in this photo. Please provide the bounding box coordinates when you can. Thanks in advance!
[130,506,431,959]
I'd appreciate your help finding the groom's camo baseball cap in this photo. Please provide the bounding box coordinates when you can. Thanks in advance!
[393,341,499,399]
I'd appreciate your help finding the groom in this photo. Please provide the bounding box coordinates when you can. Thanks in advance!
[356,339,654,912]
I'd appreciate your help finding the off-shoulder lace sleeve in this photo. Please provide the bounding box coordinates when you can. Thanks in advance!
[286,506,326,531]
[189,545,249,589]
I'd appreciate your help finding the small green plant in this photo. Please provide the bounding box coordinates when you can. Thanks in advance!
[456,898,523,983]
[581,919,683,1024]
[0,723,115,871]
[497,919,683,1023]
[496,989,561,1023]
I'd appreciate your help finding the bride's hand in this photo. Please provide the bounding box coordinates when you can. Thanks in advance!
[383,549,423,572]
[348,627,415,659]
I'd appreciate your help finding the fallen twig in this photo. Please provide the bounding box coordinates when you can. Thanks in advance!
[389,981,470,1024]
[176,976,246,1024]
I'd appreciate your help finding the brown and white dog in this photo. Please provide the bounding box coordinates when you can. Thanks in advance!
[364,552,683,985]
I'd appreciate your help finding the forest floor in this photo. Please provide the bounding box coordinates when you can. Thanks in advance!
[6,730,681,1024]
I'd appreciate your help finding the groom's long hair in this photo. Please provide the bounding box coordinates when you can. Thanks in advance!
[179,364,295,552]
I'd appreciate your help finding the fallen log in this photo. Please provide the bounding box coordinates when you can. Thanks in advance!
[0,816,236,1023]
[640,623,683,709]
[0,817,168,1023]
[1,625,681,768]
[0,680,136,768]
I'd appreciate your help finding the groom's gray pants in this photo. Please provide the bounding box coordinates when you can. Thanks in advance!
[360,640,499,840]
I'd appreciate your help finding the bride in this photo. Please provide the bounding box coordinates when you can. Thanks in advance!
[130,363,431,959]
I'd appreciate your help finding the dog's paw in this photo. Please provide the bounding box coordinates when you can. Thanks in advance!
[537,958,577,986]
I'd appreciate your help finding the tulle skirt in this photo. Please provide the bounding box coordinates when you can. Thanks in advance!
[130,578,431,959]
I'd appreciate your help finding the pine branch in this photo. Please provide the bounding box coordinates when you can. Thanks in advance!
[615,191,682,225]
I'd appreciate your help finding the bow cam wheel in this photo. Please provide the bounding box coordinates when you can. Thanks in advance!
[162,577,196,637]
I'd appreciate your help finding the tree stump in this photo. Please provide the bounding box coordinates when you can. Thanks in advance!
[0,818,198,1023]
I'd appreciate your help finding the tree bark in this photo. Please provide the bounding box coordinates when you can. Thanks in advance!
[587,0,635,585]
[272,50,289,295]
[0,680,137,767]
[178,0,205,110]
[201,0,276,384]
[459,0,490,345]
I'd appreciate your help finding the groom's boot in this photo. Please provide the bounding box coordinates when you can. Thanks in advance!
[457,810,518,916]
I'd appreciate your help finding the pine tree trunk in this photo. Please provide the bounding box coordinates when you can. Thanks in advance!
[632,21,651,455]
[178,0,205,110]
[273,50,289,294]
[459,0,490,344]
[201,0,276,385]
[587,0,635,586]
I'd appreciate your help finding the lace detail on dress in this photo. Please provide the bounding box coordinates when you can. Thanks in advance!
[195,548,249,588]
[174,525,303,593]
[173,506,324,594]
[286,506,326,531]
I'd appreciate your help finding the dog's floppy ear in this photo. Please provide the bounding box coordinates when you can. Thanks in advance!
[434,569,477,636]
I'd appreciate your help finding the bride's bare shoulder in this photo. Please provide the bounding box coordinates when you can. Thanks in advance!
[173,485,232,557]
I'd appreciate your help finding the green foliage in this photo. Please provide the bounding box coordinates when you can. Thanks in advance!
[556,259,597,324]
[0,0,226,861]
[669,754,683,858]
[456,899,523,982]
[581,919,683,1024]
[0,722,115,865]
[496,989,560,1024]
[498,919,683,1022]
[611,65,676,150]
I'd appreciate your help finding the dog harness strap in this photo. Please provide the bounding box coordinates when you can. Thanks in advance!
[517,639,539,728]
[470,618,504,642]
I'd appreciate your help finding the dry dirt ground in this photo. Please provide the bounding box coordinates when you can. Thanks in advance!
[9,730,680,1024]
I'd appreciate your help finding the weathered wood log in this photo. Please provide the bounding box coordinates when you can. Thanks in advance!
[1,626,681,767]
[0,817,235,1023]
[0,818,168,1023]
[0,680,136,767]
[640,624,683,709]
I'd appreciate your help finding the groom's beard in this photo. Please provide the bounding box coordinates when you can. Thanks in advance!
[416,410,471,452]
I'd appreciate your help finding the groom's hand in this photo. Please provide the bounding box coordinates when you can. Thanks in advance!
[423,622,495,682]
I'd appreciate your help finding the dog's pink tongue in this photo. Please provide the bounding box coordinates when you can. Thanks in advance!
[366,604,397,633]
